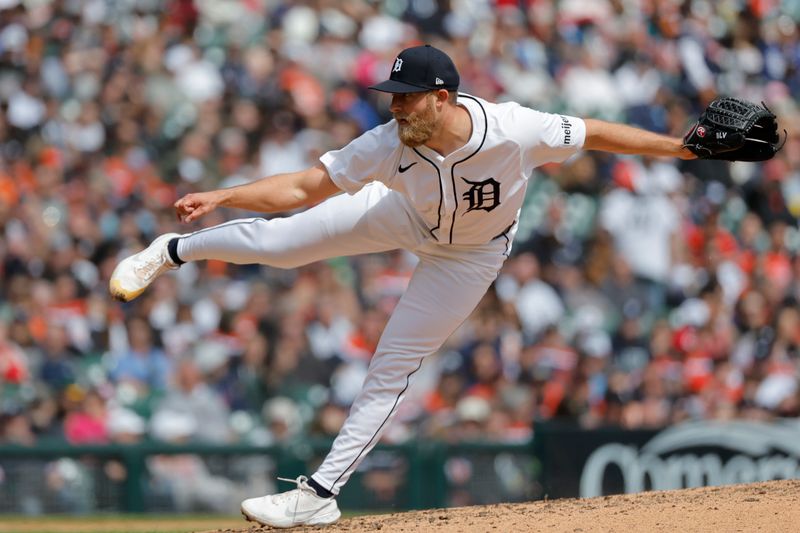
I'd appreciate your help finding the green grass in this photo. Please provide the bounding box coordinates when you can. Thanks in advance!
[0,514,244,533]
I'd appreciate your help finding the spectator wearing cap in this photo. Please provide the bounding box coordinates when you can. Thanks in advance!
[107,407,146,444]
[451,396,492,442]
[262,396,302,444]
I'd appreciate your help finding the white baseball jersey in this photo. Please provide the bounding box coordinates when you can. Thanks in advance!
[320,94,586,245]
[174,94,588,497]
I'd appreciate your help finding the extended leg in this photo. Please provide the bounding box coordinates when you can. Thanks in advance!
[310,243,506,494]
[176,184,424,268]
[110,184,424,301]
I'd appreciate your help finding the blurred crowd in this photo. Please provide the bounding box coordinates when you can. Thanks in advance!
[1,0,800,465]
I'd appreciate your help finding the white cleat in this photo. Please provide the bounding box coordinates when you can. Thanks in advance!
[240,476,341,529]
[109,233,181,302]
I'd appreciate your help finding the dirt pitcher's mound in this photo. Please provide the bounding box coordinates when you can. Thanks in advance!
[217,479,800,533]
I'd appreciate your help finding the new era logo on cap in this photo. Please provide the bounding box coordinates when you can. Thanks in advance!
[369,45,460,94]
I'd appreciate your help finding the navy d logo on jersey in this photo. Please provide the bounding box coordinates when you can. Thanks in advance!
[461,177,500,213]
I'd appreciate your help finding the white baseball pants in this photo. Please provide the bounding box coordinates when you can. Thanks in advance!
[176,182,510,495]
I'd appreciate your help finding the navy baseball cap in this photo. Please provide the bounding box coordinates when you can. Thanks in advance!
[370,45,460,93]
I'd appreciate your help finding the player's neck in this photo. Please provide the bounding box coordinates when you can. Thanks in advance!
[424,104,472,157]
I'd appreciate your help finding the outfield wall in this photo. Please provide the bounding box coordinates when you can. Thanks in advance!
[0,440,536,514]
[3,419,799,515]
[535,419,800,498]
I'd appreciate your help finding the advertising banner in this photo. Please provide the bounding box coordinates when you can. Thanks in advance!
[535,419,800,498]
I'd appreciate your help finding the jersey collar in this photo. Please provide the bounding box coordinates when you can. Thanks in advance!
[415,93,487,163]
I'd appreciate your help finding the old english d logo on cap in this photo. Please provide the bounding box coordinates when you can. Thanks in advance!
[369,45,460,94]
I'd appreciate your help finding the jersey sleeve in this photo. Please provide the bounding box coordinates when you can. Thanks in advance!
[319,121,397,194]
[506,104,586,170]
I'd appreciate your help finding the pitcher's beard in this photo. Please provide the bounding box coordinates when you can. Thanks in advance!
[396,100,437,147]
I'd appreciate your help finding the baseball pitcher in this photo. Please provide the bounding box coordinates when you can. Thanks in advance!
[109,45,782,528]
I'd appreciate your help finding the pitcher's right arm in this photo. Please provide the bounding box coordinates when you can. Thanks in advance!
[174,164,341,223]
